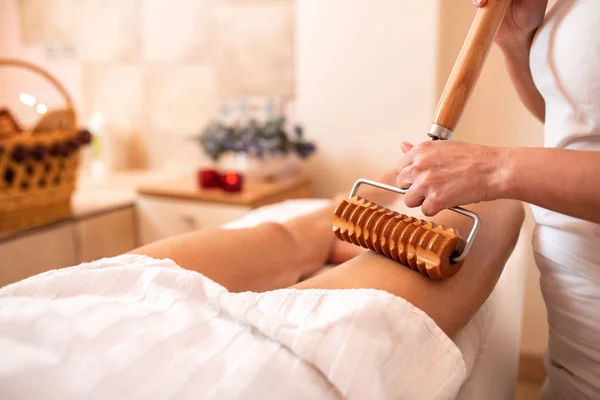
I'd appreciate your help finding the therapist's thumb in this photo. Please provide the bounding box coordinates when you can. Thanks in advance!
[400,141,414,153]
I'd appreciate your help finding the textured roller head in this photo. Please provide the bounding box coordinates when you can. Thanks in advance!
[333,196,466,279]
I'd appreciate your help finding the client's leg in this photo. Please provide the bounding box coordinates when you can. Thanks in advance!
[294,199,525,337]
[130,199,343,292]
[130,172,399,293]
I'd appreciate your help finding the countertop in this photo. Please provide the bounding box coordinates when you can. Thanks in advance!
[72,170,175,218]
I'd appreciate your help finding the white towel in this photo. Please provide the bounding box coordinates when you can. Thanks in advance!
[0,254,467,399]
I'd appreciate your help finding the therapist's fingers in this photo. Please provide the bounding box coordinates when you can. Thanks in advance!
[396,174,412,190]
[403,183,426,209]
[396,143,415,174]
[395,160,413,189]
[396,142,415,189]
[400,141,413,153]
[421,193,446,217]
[396,141,417,189]
[396,163,414,189]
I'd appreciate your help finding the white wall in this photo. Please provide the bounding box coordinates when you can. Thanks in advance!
[296,0,440,196]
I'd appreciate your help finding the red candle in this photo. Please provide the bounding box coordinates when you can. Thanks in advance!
[221,171,244,193]
[199,169,220,189]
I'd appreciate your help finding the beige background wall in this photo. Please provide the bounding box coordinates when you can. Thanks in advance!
[296,0,440,196]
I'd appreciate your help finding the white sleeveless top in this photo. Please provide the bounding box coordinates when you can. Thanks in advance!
[530,0,600,237]
[529,0,600,398]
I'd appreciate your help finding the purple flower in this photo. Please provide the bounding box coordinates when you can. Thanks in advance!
[296,142,316,159]
[196,116,316,162]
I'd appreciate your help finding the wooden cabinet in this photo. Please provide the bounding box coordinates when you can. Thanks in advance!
[0,206,137,287]
[0,223,77,287]
[136,197,248,245]
[73,207,137,263]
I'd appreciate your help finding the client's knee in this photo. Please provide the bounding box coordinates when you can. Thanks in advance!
[256,221,304,280]
[257,222,298,252]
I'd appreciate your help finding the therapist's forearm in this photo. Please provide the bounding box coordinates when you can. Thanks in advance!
[501,147,600,224]
[500,39,546,124]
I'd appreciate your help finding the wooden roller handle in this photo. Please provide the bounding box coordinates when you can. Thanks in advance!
[433,0,512,132]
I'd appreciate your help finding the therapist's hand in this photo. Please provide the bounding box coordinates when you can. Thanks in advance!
[473,0,548,49]
[396,141,510,216]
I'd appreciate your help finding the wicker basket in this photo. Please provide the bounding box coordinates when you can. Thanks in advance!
[0,59,90,233]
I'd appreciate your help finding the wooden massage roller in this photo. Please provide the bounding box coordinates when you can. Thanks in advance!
[333,196,466,280]
[333,180,481,279]
[332,0,511,279]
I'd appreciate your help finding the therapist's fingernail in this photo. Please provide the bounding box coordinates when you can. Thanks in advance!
[400,141,413,153]
[475,0,486,6]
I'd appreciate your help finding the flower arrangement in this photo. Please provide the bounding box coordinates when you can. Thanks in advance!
[193,117,317,162]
